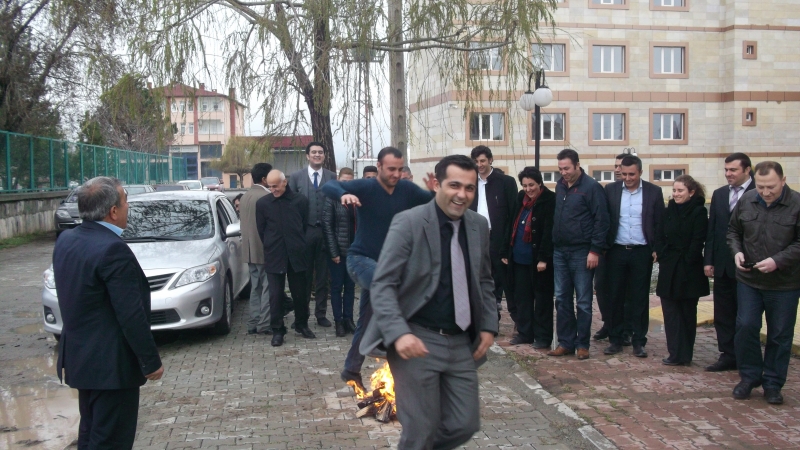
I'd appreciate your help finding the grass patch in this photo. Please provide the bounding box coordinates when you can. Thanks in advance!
[0,232,52,250]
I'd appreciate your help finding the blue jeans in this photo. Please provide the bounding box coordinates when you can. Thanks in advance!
[553,247,595,350]
[329,255,355,322]
[343,254,377,375]
[735,282,800,390]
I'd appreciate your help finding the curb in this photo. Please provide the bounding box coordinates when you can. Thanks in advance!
[490,344,617,450]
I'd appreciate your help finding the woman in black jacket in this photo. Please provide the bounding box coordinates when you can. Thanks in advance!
[655,174,710,366]
[501,167,556,348]
[322,168,357,337]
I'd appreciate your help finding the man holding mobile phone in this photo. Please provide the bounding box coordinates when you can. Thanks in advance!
[727,161,800,405]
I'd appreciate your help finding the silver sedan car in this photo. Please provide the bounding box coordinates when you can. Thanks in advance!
[42,191,249,338]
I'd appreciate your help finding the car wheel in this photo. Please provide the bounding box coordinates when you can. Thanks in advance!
[211,277,233,335]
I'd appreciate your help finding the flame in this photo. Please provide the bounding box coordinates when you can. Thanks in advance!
[369,361,395,404]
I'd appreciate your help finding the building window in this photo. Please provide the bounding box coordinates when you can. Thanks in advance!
[589,0,628,9]
[651,165,689,186]
[743,41,758,60]
[542,171,562,183]
[654,47,684,74]
[536,113,565,141]
[188,123,194,134]
[742,108,757,127]
[188,101,194,112]
[469,112,505,141]
[199,120,223,134]
[200,144,223,158]
[534,44,565,72]
[593,46,624,74]
[651,0,689,10]
[171,102,178,112]
[202,101,208,112]
[650,109,688,145]
[179,101,186,112]
[212,101,220,111]
[468,42,503,71]
[180,123,186,135]
[593,113,624,141]
[593,170,614,182]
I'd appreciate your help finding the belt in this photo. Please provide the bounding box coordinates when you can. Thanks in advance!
[614,243,648,250]
[415,324,465,336]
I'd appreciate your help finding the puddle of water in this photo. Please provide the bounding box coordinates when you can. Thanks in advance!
[1,354,80,449]
[13,323,44,335]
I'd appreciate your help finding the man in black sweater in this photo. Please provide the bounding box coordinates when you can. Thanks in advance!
[469,146,518,319]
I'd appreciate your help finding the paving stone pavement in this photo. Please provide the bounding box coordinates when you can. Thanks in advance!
[131,295,599,450]
[498,296,800,450]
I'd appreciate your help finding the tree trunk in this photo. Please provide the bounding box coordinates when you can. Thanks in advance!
[310,3,336,172]
[388,0,407,159]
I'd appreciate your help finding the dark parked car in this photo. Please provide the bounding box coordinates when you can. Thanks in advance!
[154,184,190,192]
[124,184,155,196]
[54,190,80,236]
[200,176,224,192]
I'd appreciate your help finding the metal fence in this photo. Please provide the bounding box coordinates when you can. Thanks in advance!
[0,130,187,193]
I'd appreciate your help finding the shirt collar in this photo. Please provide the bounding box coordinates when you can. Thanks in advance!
[255,184,270,192]
[97,220,123,236]
[308,166,322,178]
[733,177,752,192]
[479,168,493,182]
[623,179,643,194]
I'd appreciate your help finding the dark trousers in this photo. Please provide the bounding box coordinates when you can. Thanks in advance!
[594,253,610,324]
[735,282,800,389]
[712,273,738,363]
[661,297,699,363]
[607,245,653,347]
[78,387,139,450]
[388,324,480,450]
[305,226,330,320]
[512,262,554,345]
[490,252,507,305]
[267,263,309,332]
[328,255,355,322]
[343,254,376,375]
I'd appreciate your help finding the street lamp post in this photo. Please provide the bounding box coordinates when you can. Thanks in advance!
[518,70,553,169]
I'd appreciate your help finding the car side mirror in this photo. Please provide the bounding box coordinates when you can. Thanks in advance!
[225,223,241,238]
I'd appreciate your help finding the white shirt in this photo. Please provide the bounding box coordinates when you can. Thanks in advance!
[255,183,270,193]
[477,168,492,230]
[729,177,752,204]
[308,166,323,185]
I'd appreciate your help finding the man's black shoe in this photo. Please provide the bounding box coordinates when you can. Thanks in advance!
[247,328,258,335]
[317,317,332,327]
[532,342,551,349]
[296,325,317,339]
[335,321,347,337]
[732,380,762,400]
[662,357,682,366]
[593,326,609,341]
[341,370,366,393]
[261,329,273,335]
[344,319,356,334]
[621,335,632,346]
[632,345,648,358]
[271,333,284,347]
[509,336,532,345]
[603,343,623,355]
[705,359,737,372]
[764,388,784,405]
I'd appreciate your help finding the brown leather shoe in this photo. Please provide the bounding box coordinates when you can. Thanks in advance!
[547,346,575,357]
[577,348,590,360]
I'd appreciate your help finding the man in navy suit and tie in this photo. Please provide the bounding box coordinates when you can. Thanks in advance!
[289,141,337,327]
[53,176,163,449]
[703,153,755,371]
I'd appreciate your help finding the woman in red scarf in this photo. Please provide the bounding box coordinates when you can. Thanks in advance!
[501,167,556,347]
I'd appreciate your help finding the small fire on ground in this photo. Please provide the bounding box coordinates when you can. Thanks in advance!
[347,361,397,423]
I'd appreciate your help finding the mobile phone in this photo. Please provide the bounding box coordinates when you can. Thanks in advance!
[742,262,756,269]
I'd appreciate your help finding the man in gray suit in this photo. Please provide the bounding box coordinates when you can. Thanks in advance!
[361,155,498,450]
[288,141,337,327]
[240,163,273,335]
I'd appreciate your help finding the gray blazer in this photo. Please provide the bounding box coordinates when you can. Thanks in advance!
[360,201,498,366]
[288,166,337,225]
[240,185,270,264]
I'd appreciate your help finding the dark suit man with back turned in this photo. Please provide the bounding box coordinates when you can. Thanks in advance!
[53,176,163,449]
[704,152,754,372]
[361,155,498,450]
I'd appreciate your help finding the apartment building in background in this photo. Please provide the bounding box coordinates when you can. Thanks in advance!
[408,0,800,194]
[162,83,247,185]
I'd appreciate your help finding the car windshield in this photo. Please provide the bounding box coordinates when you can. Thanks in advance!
[122,200,214,240]
[200,177,219,186]
[180,181,202,189]
[125,186,147,195]
[156,185,186,192]
[65,192,78,203]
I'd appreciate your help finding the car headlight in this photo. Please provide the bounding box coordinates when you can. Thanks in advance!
[56,210,71,219]
[173,262,219,288]
[43,266,56,289]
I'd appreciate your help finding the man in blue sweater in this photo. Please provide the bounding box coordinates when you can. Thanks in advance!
[322,147,434,390]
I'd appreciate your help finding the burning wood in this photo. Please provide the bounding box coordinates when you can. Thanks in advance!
[347,361,397,423]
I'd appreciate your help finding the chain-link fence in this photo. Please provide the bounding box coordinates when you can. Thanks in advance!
[0,130,187,193]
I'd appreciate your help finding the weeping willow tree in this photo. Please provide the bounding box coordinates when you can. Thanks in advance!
[123,0,558,170]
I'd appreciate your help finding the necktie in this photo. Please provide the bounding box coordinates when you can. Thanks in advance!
[449,221,471,331]
[729,186,742,212]
[313,172,319,189]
